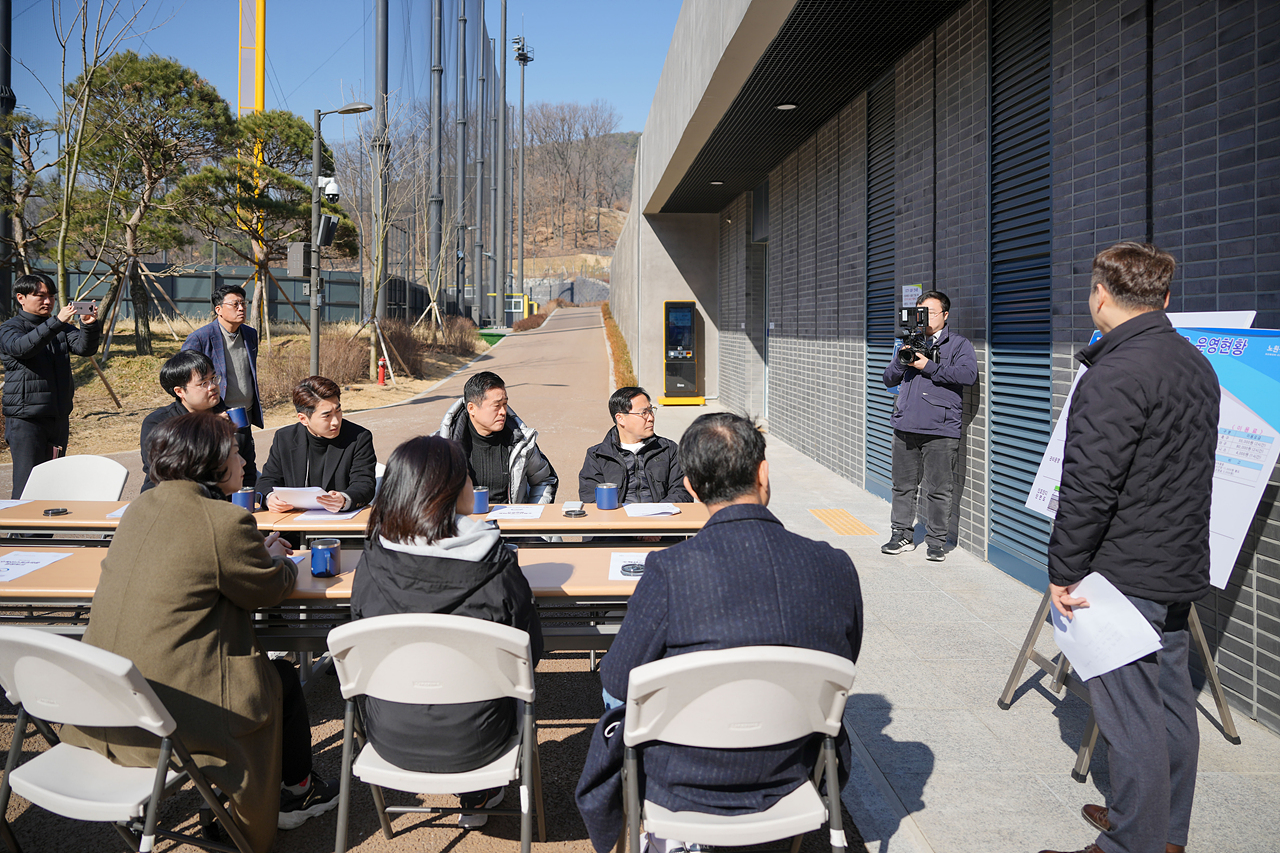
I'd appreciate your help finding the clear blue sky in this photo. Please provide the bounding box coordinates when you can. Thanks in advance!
[12,0,683,137]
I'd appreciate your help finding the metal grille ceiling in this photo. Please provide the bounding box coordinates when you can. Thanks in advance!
[661,0,963,214]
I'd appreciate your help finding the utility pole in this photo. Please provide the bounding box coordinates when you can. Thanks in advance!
[496,0,507,324]
[513,35,532,309]
[0,0,15,312]
[455,1,468,319]
[428,0,444,321]
[474,0,487,327]
[490,38,499,324]
[373,0,390,377]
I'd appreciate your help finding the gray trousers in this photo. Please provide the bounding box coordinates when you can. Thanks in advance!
[1088,597,1198,853]
[890,430,958,549]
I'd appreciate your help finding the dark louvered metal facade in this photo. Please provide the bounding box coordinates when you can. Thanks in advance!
[986,0,1053,584]
[864,77,897,500]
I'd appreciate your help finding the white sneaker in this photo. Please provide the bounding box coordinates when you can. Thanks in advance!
[457,786,505,828]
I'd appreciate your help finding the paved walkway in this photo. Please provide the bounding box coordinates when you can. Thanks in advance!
[3,305,1277,852]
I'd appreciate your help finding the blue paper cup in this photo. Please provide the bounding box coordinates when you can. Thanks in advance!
[596,482,619,510]
[310,538,341,578]
[226,406,249,428]
[231,487,257,512]
[473,486,490,514]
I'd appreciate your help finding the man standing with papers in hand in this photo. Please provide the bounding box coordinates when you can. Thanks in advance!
[259,376,377,513]
[1040,243,1219,853]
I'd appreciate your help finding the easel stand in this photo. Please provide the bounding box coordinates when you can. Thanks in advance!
[998,589,1241,781]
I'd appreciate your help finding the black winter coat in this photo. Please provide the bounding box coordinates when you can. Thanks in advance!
[0,311,101,419]
[350,534,543,772]
[577,427,691,503]
[1048,310,1219,602]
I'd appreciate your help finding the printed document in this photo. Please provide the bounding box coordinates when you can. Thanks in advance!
[270,487,328,510]
[294,508,366,521]
[1050,574,1162,681]
[624,503,681,517]
[0,501,32,512]
[0,551,73,582]
[106,504,130,518]
[486,505,545,520]
[608,552,651,582]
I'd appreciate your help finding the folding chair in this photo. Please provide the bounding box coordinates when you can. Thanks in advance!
[20,455,129,501]
[0,627,252,853]
[327,613,545,853]
[622,645,856,853]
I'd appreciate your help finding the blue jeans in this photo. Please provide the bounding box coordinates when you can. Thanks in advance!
[890,430,958,549]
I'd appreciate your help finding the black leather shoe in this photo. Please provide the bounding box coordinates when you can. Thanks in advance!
[1036,844,1103,853]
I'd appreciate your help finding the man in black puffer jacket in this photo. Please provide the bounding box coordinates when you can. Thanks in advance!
[578,386,691,504]
[1040,243,1219,853]
[0,273,101,498]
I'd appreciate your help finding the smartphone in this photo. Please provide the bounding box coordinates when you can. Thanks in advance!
[71,301,96,316]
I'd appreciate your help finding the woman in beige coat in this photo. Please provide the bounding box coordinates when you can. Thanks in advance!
[61,412,334,852]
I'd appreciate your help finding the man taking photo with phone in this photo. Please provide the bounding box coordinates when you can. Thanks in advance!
[0,273,100,498]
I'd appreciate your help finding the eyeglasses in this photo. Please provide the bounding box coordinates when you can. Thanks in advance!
[187,375,221,391]
[622,407,656,419]
[219,300,247,311]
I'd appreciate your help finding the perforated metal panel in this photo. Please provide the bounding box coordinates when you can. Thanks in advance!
[987,0,1053,584]
[663,0,962,213]
[864,76,897,500]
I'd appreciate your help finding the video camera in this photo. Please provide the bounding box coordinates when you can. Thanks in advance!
[898,305,938,365]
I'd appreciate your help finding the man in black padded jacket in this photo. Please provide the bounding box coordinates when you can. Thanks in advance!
[1039,243,1219,853]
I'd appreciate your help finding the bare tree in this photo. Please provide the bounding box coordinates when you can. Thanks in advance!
[41,0,157,303]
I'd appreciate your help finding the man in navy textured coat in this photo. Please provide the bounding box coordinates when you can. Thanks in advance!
[1039,243,1219,853]
[576,412,863,852]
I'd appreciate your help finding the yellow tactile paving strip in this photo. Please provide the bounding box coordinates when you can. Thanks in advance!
[809,508,877,536]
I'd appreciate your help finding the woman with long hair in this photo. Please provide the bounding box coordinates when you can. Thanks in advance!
[352,434,543,826]
[61,412,337,851]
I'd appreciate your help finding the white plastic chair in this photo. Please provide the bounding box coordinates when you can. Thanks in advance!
[622,646,856,853]
[20,455,129,501]
[327,613,545,853]
[0,627,252,853]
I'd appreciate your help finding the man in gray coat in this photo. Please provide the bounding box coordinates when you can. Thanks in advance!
[437,371,558,504]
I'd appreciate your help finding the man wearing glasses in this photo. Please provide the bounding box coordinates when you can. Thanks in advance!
[182,284,262,482]
[578,386,691,503]
[881,290,977,562]
[0,273,100,498]
[138,351,255,492]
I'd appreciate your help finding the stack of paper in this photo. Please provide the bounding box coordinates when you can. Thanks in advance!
[623,503,681,517]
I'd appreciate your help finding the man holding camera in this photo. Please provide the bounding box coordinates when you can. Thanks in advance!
[0,273,101,498]
[881,290,976,562]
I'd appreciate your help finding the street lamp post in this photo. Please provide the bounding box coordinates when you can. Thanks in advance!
[513,36,532,310]
[311,101,372,377]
